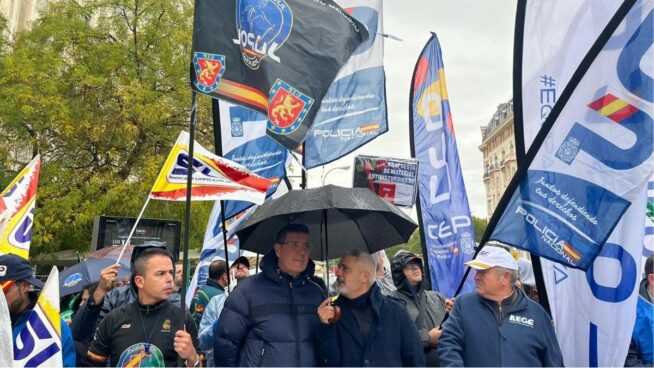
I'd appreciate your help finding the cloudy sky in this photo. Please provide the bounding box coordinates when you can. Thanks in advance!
[303,0,517,218]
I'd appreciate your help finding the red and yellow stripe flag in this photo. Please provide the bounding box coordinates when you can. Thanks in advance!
[0,155,40,259]
[150,132,272,204]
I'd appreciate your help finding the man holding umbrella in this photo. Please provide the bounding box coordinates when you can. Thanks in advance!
[214,224,325,366]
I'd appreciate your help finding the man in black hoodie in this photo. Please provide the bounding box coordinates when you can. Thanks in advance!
[391,250,449,366]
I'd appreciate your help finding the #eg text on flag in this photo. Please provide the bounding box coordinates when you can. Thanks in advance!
[150,131,272,204]
[490,0,653,271]
[0,155,40,259]
[409,33,476,297]
[191,0,369,150]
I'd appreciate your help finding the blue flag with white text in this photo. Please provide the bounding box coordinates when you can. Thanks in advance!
[410,33,476,297]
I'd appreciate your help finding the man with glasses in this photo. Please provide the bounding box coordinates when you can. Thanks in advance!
[214,224,325,366]
[390,250,450,366]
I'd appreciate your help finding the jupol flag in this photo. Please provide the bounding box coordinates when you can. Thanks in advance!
[191,0,368,150]
[304,0,388,169]
[489,0,653,271]
[0,155,40,259]
[409,33,476,297]
[150,131,272,203]
[512,0,653,365]
[14,266,62,367]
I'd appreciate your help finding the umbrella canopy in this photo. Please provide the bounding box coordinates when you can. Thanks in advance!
[59,245,133,296]
[235,185,417,260]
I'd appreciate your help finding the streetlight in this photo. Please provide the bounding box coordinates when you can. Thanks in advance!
[321,164,351,186]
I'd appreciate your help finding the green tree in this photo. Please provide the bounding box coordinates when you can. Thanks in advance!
[472,216,488,243]
[0,0,216,257]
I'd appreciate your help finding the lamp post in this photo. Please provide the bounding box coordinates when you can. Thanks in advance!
[321,165,350,186]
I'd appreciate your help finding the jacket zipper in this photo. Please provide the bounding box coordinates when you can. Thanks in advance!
[289,281,301,366]
[497,302,503,365]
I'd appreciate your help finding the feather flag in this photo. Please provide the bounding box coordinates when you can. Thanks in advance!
[13,267,62,367]
[150,131,272,203]
[0,155,40,259]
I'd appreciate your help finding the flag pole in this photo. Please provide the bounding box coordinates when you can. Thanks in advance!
[114,195,152,265]
[180,91,198,327]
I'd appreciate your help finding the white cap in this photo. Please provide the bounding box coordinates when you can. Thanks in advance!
[465,246,518,271]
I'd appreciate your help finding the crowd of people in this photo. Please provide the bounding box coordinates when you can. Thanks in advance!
[0,224,651,367]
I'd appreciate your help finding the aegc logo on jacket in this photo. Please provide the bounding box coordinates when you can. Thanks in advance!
[509,314,534,327]
[233,0,293,70]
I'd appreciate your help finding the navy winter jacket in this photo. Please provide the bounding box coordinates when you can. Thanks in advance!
[214,251,326,367]
[316,283,425,367]
[438,289,563,367]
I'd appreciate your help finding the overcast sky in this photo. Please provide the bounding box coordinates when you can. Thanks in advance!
[303,0,517,219]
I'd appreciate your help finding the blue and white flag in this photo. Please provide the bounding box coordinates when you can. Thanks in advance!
[514,0,651,365]
[491,0,653,271]
[304,0,388,169]
[409,33,476,297]
[217,100,289,219]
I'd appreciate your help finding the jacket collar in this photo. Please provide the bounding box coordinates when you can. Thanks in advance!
[205,278,225,292]
[335,283,384,347]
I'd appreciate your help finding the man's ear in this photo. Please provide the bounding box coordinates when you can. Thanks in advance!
[273,243,281,257]
[648,273,654,285]
[134,275,145,289]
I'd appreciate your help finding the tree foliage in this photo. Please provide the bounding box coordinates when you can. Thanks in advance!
[0,0,216,256]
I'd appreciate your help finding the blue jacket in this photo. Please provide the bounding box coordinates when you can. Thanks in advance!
[438,288,563,367]
[214,251,326,367]
[626,279,653,366]
[12,299,76,367]
[199,292,228,366]
[316,283,425,367]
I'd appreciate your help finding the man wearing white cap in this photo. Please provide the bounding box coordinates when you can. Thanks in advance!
[438,245,563,366]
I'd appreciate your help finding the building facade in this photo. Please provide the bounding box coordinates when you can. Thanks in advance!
[479,99,517,219]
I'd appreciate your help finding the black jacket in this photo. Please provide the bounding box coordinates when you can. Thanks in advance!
[391,250,447,366]
[316,283,426,367]
[83,299,198,367]
[214,251,326,366]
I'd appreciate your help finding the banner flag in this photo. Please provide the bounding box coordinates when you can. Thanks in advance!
[304,0,388,169]
[186,183,289,306]
[0,155,40,259]
[216,100,289,219]
[191,0,368,150]
[490,0,652,271]
[514,0,651,365]
[150,131,271,203]
[409,33,476,297]
[14,266,62,367]
[352,155,418,207]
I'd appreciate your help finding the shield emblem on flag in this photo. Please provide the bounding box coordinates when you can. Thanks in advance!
[267,79,313,135]
[193,52,226,93]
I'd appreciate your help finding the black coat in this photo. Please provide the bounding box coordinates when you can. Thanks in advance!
[316,283,425,367]
[214,251,326,367]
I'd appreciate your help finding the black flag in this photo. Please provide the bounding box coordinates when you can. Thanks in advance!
[191,0,369,150]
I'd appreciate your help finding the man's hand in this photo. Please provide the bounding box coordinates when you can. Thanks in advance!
[317,298,335,324]
[92,264,120,305]
[428,327,442,346]
[174,330,199,365]
[445,298,455,313]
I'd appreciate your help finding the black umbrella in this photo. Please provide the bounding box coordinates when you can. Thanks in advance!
[235,185,417,260]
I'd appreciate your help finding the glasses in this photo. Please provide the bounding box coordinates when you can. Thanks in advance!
[281,241,312,251]
[403,264,421,271]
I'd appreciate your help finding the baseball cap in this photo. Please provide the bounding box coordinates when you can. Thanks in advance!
[230,256,250,269]
[0,254,44,289]
[465,246,518,271]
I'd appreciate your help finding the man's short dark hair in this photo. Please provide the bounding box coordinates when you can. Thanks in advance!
[208,260,227,280]
[645,254,653,277]
[133,248,174,277]
[275,223,309,244]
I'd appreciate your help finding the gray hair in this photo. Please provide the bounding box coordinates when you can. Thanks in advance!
[341,249,376,286]
[495,267,520,284]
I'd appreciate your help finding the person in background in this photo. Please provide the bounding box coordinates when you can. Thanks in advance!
[191,259,228,327]
[229,256,250,285]
[317,250,425,367]
[391,250,448,366]
[372,250,396,296]
[625,254,653,366]
[438,245,563,366]
[517,257,539,302]
[174,261,184,292]
[0,254,76,366]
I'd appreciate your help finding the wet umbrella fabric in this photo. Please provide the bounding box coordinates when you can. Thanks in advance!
[59,246,132,297]
[235,185,417,260]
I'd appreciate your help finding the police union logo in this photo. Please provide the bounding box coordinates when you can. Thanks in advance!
[459,232,476,255]
[117,343,164,367]
[267,79,313,135]
[233,0,292,70]
[193,52,226,93]
[63,273,83,287]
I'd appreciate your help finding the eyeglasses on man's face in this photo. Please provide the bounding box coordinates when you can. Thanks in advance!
[281,241,312,251]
